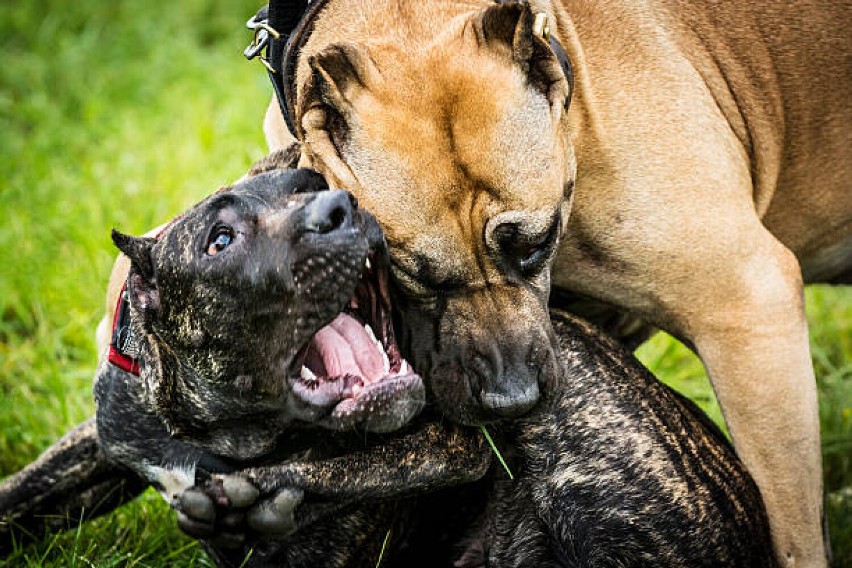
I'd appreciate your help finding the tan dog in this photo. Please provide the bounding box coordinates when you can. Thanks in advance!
[252,0,851,565]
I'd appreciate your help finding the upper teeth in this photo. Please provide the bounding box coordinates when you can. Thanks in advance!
[398,360,409,376]
[364,323,379,345]
[365,258,372,270]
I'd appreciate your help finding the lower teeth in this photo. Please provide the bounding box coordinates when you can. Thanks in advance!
[300,365,317,382]
[364,323,391,373]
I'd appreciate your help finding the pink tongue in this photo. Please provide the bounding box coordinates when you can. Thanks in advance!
[310,314,387,383]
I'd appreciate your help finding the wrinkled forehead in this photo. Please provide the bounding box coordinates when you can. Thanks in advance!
[343,49,564,208]
[335,73,563,254]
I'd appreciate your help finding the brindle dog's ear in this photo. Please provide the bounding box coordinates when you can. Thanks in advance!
[111,229,160,322]
[476,2,572,116]
[247,143,303,176]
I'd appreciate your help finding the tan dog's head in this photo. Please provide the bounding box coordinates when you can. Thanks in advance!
[293,0,575,423]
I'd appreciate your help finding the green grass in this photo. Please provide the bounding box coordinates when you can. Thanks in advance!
[0,1,849,566]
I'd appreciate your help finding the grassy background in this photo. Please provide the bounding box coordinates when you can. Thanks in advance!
[0,1,849,565]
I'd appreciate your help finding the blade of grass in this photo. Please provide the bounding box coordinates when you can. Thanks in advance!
[375,527,391,568]
[237,548,254,568]
[480,426,514,480]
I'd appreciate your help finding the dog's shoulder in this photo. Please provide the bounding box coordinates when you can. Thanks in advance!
[246,143,302,176]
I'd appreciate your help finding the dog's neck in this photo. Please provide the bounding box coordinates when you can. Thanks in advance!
[133,331,290,460]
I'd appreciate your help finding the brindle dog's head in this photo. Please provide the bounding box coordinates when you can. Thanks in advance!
[112,168,424,458]
[291,1,574,423]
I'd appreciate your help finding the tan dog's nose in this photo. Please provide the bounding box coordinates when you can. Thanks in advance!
[422,286,558,425]
[474,337,546,418]
[481,380,539,418]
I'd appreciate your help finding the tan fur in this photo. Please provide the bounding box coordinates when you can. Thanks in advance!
[255,1,851,565]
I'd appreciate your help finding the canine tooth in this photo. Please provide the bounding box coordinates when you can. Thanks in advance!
[300,366,317,382]
[364,322,389,372]
[364,323,384,351]
[365,258,372,270]
[399,360,409,376]
[364,323,378,343]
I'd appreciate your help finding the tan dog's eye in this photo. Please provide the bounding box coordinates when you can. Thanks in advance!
[206,228,234,256]
[493,213,561,276]
[522,245,543,265]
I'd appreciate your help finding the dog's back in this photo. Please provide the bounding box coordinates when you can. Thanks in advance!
[650,0,851,275]
[465,309,776,567]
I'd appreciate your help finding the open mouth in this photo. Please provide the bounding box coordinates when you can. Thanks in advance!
[289,251,423,431]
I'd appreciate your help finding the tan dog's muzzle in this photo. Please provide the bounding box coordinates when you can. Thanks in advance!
[399,284,559,424]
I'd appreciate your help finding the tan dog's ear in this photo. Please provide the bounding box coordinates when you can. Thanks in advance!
[476,2,571,114]
[299,43,373,187]
[308,44,370,115]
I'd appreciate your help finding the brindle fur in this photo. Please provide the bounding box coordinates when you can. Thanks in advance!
[465,309,775,567]
[0,419,144,548]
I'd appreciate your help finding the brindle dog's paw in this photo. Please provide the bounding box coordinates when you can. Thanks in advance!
[219,475,261,507]
[176,476,258,549]
[177,488,218,537]
[245,488,304,537]
[175,476,303,548]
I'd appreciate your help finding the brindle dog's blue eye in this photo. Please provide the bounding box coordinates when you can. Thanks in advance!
[206,228,233,256]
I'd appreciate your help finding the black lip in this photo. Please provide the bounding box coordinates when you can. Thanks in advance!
[358,209,389,261]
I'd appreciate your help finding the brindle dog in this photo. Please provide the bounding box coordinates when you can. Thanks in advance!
[187,308,776,567]
[2,155,774,566]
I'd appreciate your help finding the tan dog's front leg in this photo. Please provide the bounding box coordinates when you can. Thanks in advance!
[678,240,824,568]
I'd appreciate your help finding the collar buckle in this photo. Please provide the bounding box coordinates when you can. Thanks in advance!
[244,12,281,73]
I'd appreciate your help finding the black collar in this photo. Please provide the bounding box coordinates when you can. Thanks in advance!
[245,0,330,139]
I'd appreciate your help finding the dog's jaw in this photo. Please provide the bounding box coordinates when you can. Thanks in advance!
[287,248,425,432]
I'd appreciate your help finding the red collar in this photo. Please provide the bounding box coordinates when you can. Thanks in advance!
[108,281,141,375]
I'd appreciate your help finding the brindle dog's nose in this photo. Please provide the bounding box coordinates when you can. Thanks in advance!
[303,190,356,234]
